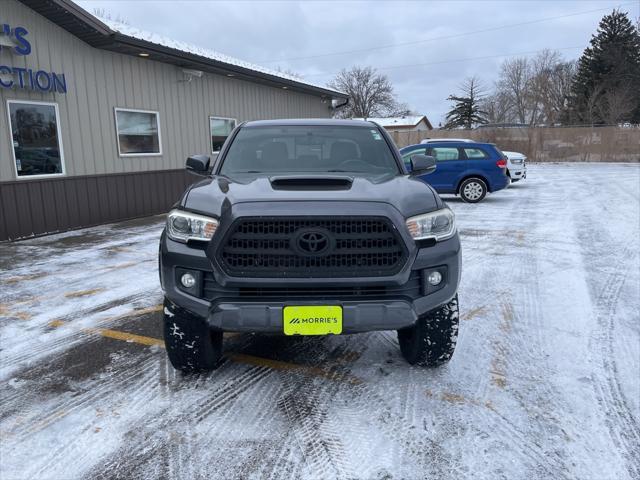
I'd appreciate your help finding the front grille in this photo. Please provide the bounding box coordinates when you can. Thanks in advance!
[203,270,422,301]
[217,217,408,278]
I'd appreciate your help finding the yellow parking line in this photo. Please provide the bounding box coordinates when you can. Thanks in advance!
[94,328,164,346]
[461,305,488,321]
[48,313,362,384]
[108,304,163,322]
[4,272,49,284]
[49,305,164,342]
[0,304,31,320]
[99,261,138,272]
[64,288,106,298]
[49,317,164,347]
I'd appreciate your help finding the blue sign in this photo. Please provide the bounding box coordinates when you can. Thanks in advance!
[0,24,67,94]
[1,23,31,55]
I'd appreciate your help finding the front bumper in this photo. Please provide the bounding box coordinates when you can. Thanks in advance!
[210,301,417,333]
[160,206,461,333]
[508,164,526,180]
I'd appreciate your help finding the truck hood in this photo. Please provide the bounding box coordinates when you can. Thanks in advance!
[182,173,442,219]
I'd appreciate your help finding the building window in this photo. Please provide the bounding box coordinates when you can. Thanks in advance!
[114,108,162,156]
[7,100,65,178]
[210,116,236,152]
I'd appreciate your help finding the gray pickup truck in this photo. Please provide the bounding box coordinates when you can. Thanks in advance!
[159,119,461,373]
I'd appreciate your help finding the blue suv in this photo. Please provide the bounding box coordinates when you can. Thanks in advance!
[399,141,510,203]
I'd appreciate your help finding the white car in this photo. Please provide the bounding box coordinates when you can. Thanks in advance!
[503,151,527,182]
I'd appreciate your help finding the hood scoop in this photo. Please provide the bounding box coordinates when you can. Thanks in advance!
[269,175,354,191]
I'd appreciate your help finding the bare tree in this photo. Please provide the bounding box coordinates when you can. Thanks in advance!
[498,57,531,124]
[525,50,577,125]
[329,66,410,118]
[482,90,511,124]
[528,49,563,124]
[494,51,578,125]
[545,60,577,125]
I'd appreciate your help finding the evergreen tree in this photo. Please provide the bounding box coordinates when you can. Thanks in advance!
[567,9,640,124]
[444,77,488,129]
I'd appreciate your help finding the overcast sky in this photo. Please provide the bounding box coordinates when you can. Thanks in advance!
[77,0,639,125]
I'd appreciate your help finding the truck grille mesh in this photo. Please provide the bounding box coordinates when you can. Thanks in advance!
[217,217,408,278]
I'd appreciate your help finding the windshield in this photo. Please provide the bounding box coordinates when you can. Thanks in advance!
[218,125,400,176]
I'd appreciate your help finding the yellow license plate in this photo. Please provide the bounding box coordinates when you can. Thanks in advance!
[283,306,343,335]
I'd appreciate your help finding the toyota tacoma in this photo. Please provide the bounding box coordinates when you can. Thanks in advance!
[159,119,461,373]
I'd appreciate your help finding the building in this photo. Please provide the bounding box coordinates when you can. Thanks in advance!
[354,116,433,132]
[0,0,347,241]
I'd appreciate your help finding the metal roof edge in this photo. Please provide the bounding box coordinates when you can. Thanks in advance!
[17,0,348,99]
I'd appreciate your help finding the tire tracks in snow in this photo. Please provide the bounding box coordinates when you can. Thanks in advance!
[1,291,159,379]
[588,247,640,478]
[573,175,640,478]
[274,334,464,479]
[4,355,162,479]
[271,339,367,479]
[87,361,275,479]
[85,336,335,479]
[460,183,574,479]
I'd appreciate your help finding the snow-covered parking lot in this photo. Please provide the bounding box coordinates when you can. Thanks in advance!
[1,163,639,480]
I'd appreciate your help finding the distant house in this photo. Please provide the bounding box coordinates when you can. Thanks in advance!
[354,115,433,132]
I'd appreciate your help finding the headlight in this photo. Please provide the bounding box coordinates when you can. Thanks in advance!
[406,208,456,241]
[166,209,218,243]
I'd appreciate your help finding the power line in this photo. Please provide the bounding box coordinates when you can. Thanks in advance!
[302,45,586,78]
[256,2,635,64]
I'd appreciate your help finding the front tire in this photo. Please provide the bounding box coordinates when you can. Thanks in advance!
[459,178,487,203]
[398,295,459,367]
[163,299,223,373]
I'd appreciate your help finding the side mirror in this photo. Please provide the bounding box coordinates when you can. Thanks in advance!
[409,154,436,175]
[186,154,210,175]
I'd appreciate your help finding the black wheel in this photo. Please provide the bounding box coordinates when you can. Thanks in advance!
[397,295,459,367]
[459,178,487,203]
[163,299,223,373]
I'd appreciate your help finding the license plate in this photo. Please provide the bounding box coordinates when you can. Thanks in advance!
[283,306,342,335]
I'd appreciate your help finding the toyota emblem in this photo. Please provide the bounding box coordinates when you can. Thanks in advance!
[294,229,331,256]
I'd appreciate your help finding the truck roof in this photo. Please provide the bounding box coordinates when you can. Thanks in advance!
[243,119,377,128]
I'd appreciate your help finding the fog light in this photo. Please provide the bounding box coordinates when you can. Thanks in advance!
[428,271,442,286]
[181,273,196,288]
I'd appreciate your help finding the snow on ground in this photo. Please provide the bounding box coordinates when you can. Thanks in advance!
[0,163,639,480]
